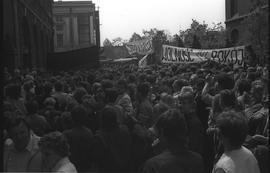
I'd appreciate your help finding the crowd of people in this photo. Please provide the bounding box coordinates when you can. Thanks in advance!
[3,60,269,173]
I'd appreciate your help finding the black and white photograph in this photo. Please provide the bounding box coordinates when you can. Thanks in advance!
[2,0,269,172]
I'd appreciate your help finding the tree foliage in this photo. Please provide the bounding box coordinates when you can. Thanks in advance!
[111,37,128,46]
[179,19,226,49]
[170,34,184,47]
[129,32,142,42]
[103,38,112,47]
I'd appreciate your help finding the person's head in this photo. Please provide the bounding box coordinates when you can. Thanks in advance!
[160,93,175,107]
[101,106,118,131]
[105,88,119,104]
[6,117,31,151]
[54,81,63,92]
[44,81,53,96]
[216,111,248,150]
[73,87,87,104]
[155,109,188,147]
[219,89,237,110]
[172,79,188,93]
[25,101,39,115]
[137,82,151,100]
[44,97,56,108]
[38,131,70,171]
[116,79,128,95]
[178,86,195,114]
[215,73,235,91]
[71,105,89,126]
[4,83,21,100]
[236,79,251,96]
[251,81,264,102]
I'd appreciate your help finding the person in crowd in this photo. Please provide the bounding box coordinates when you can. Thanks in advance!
[178,86,205,156]
[92,106,132,172]
[51,80,70,111]
[63,106,94,172]
[40,97,61,131]
[136,82,154,128]
[115,79,134,118]
[4,83,27,117]
[212,111,260,173]
[104,87,126,124]
[38,131,77,172]
[153,93,171,123]
[22,80,36,102]
[25,100,50,136]
[4,116,43,172]
[143,109,204,173]
[235,79,252,109]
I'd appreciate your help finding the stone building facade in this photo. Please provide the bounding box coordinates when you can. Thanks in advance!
[3,0,54,70]
[225,0,268,45]
[53,1,100,52]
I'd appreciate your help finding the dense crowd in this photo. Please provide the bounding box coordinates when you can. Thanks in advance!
[3,60,269,173]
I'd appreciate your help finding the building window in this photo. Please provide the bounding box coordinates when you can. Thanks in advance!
[230,0,238,17]
[56,24,63,31]
[78,14,90,45]
[56,15,63,22]
[56,34,63,48]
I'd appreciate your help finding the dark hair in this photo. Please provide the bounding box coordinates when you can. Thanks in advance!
[54,81,63,92]
[25,101,39,114]
[137,82,150,98]
[101,106,118,131]
[101,79,114,90]
[216,73,235,90]
[5,116,30,132]
[105,88,118,103]
[237,79,251,95]
[216,111,248,148]
[219,89,236,109]
[73,87,87,104]
[155,109,187,144]
[39,131,70,157]
[71,105,88,126]
[117,79,127,89]
[44,81,53,95]
[4,83,21,99]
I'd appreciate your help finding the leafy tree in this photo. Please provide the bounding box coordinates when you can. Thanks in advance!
[103,38,112,47]
[192,35,202,49]
[129,32,142,42]
[170,34,184,47]
[111,37,127,46]
[179,19,226,49]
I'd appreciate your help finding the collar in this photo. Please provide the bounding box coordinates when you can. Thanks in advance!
[25,132,40,152]
[51,157,70,172]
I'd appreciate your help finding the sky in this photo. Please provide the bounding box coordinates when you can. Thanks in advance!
[55,0,226,44]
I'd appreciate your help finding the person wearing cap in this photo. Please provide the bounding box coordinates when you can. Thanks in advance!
[143,109,204,173]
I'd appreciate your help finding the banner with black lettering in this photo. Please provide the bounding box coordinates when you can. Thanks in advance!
[125,38,153,55]
[161,45,245,66]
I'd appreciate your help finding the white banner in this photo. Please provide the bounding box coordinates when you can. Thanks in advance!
[162,45,245,66]
[125,38,153,55]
